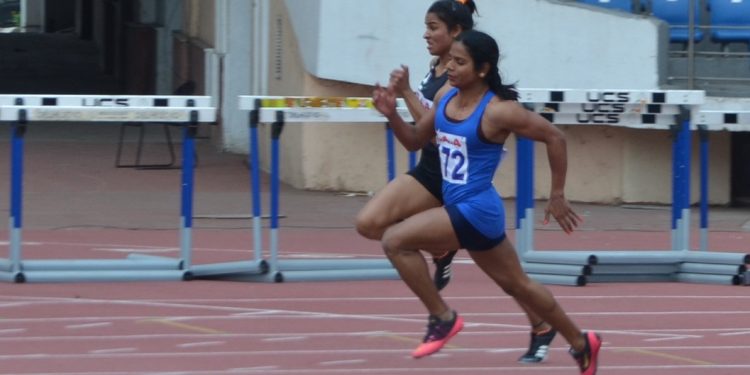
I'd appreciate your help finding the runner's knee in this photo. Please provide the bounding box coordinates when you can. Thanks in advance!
[354,211,387,240]
[381,227,410,258]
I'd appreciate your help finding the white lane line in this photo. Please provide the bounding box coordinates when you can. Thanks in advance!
[177,341,225,348]
[0,301,48,308]
[261,336,307,342]
[2,345,750,360]
[65,322,112,329]
[228,367,279,373]
[1,328,747,344]
[10,364,750,375]
[319,359,366,366]
[0,328,27,335]
[719,330,750,336]
[3,293,750,304]
[2,310,750,325]
[644,335,702,342]
[89,348,137,354]
[486,348,523,354]
[231,310,286,317]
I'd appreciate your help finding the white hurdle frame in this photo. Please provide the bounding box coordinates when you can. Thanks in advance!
[0,95,216,283]
[204,96,409,283]
[518,89,747,286]
[515,90,701,285]
[230,92,699,285]
[185,90,746,286]
[693,109,750,286]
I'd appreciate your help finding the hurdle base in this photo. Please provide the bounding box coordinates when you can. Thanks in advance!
[199,271,282,283]
[190,260,269,277]
[587,250,686,265]
[587,274,676,283]
[20,270,189,283]
[0,258,11,272]
[528,273,586,286]
[0,271,24,283]
[521,251,597,265]
[682,251,750,265]
[277,258,393,271]
[206,268,400,283]
[676,272,742,286]
[522,262,591,276]
[679,262,746,276]
[20,258,183,272]
[275,268,400,282]
[589,264,679,275]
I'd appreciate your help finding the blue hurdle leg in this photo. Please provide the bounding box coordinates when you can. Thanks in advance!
[9,114,27,275]
[516,137,535,254]
[250,104,263,262]
[179,120,197,269]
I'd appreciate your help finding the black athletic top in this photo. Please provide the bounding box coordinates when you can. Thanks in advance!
[407,62,449,201]
[418,65,449,104]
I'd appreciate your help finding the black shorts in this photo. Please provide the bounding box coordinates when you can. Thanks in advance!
[445,204,507,251]
[406,143,443,202]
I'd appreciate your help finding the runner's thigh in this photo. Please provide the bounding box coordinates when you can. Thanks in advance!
[383,207,460,256]
[359,174,441,225]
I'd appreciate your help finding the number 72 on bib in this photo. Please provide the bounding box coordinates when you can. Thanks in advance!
[437,131,469,185]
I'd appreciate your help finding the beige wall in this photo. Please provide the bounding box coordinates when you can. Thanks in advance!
[262,0,731,204]
[262,0,399,190]
[189,0,732,205]
[183,0,215,46]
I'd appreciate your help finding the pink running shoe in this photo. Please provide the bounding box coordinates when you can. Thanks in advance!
[570,331,602,375]
[412,311,464,358]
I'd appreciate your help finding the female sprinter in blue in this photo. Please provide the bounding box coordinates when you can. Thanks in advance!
[371,29,601,374]
[357,0,556,363]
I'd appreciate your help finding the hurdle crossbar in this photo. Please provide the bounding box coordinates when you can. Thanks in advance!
[192,96,420,283]
[232,91,725,286]
[519,90,748,285]
[203,91,746,286]
[0,95,216,283]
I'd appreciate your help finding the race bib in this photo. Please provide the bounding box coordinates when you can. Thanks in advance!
[437,130,469,184]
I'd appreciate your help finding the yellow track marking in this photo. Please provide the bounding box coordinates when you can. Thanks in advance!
[138,319,225,335]
[617,348,714,365]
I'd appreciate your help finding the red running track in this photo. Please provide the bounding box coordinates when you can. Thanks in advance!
[0,228,748,375]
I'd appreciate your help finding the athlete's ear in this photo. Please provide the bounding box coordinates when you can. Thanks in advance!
[450,26,463,39]
[479,62,490,79]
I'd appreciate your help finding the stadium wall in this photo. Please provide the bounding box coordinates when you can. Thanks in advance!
[205,0,731,204]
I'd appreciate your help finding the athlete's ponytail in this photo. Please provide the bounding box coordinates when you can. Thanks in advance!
[487,66,518,101]
[427,0,479,32]
[455,30,518,101]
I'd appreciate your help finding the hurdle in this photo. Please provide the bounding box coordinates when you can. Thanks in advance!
[518,89,747,285]
[223,92,691,285]
[692,108,750,286]
[0,95,216,283]
[191,96,414,283]
[206,95,584,285]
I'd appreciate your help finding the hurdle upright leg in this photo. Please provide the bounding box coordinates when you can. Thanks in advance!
[179,108,198,272]
[386,124,395,181]
[250,103,263,263]
[515,136,534,255]
[670,113,691,252]
[269,111,284,279]
[5,109,27,282]
[698,125,709,252]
